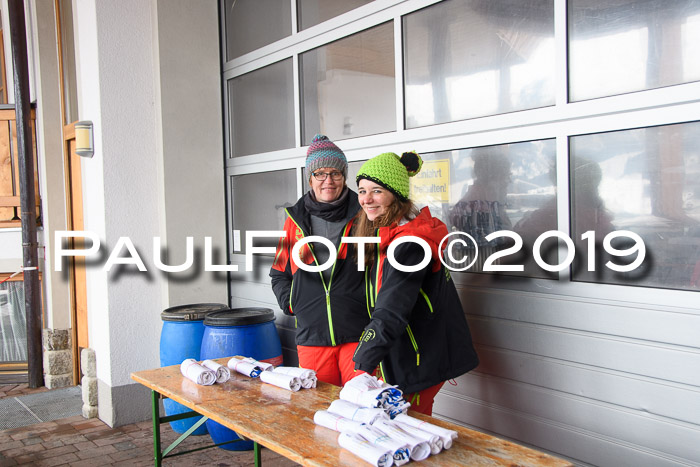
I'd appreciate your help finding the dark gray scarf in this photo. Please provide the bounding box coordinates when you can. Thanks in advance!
[303,187,350,222]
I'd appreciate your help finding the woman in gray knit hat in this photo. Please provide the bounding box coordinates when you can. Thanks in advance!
[269,135,369,386]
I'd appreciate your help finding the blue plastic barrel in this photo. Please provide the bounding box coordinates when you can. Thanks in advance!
[200,308,283,450]
[160,303,227,435]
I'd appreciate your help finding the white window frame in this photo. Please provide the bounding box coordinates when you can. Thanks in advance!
[221,0,700,312]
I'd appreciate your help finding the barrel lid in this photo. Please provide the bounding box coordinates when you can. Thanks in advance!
[161,303,228,321]
[203,307,275,326]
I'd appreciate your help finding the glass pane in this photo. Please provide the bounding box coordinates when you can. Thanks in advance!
[569,0,700,101]
[0,281,27,362]
[300,22,396,143]
[231,170,297,253]
[297,0,375,31]
[59,0,79,124]
[228,59,295,157]
[570,122,700,292]
[403,0,555,128]
[224,0,292,61]
[414,140,557,277]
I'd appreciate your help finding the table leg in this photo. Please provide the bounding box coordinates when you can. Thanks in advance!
[151,390,162,467]
[148,389,252,465]
[254,441,261,467]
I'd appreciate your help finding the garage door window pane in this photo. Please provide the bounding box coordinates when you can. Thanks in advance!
[570,122,700,291]
[231,170,298,253]
[569,0,700,101]
[300,22,395,143]
[297,0,374,31]
[224,0,291,61]
[403,0,555,128]
[417,140,557,277]
[228,59,295,157]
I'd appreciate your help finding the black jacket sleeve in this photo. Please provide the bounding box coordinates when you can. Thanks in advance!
[353,242,428,372]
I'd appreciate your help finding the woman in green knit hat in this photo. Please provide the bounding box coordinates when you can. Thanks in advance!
[351,151,479,415]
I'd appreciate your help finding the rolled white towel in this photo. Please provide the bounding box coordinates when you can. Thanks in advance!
[227,357,262,377]
[259,370,301,391]
[313,410,366,433]
[201,359,231,383]
[272,366,317,388]
[180,359,216,386]
[272,366,314,378]
[337,432,394,467]
[372,419,431,461]
[394,421,443,455]
[393,413,458,449]
[241,357,275,371]
[328,399,389,425]
[356,424,410,466]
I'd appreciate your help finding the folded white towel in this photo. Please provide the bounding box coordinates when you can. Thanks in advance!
[259,370,301,391]
[272,366,317,388]
[180,359,216,386]
[313,410,366,433]
[393,413,458,449]
[394,421,443,455]
[337,432,394,467]
[344,373,385,391]
[339,385,384,408]
[227,357,262,377]
[327,399,389,425]
[201,359,231,383]
[340,373,408,417]
[372,419,431,461]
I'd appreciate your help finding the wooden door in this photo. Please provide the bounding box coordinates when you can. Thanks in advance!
[63,122,87,383]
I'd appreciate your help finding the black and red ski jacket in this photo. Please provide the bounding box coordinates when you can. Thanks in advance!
[269,192,368,347]
[353,207,479,394]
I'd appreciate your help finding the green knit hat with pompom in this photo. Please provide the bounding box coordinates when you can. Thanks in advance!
[356,151,423,201]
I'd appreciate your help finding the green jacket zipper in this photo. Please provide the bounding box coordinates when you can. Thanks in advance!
[363,232,421,383]
[285,210,351,346]
[419,288,433,313]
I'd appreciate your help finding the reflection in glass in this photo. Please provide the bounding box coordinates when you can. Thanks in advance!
[569,0,700,101]
[228,59,295,157]
[415,140,556,277]
[0,281,27,362]
[297,0,374,31]
[232,170,297,253]
[224,0,291,61]
[570,122,700,291]
[300,22,396,143]
[403,0,555,128]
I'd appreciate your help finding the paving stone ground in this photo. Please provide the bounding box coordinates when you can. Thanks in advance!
[0,383,299,466]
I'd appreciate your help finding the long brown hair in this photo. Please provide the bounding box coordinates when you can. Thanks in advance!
[351,198,418,268]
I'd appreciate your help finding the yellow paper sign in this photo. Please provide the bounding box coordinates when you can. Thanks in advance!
[410,159,450,203]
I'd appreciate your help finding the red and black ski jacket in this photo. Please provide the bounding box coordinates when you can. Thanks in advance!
[353,207,479,394]
[269,192,368,347]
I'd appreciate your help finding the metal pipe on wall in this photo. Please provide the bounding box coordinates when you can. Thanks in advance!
[9,0,43,388]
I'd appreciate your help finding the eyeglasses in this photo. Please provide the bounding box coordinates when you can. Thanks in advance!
[312,171,344,181]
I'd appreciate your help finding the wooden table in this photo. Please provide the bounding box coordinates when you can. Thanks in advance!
[132,360,573,467]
